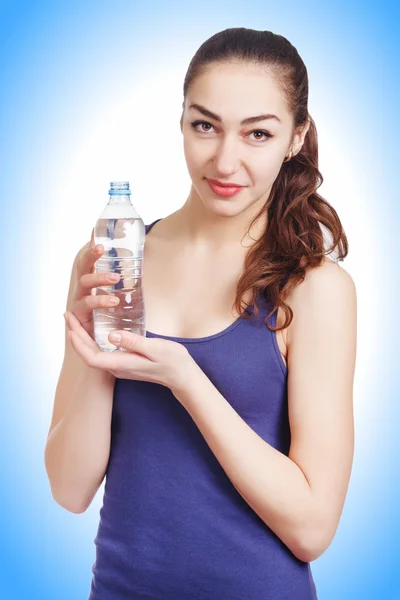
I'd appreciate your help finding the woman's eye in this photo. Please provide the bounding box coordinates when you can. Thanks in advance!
[250,130,273,142]
[191,120,215,133]
[190,120,272,143]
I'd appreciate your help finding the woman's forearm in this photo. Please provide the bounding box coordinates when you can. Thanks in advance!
[171,365,317,562]
[45,366,115,513]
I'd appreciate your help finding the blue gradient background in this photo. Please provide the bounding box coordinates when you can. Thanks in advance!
[1,1,398,598]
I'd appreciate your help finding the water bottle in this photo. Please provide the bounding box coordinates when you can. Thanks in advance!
[93,181,146,352]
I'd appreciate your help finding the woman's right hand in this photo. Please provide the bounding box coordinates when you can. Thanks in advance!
[70,228,121,339]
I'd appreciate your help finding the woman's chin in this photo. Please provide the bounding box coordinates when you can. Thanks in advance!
[203,202,250,220]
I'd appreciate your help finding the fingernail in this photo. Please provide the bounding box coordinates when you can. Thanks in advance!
[109,333,121,343]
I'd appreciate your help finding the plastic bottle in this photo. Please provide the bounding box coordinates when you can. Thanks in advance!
[93,181,146,352]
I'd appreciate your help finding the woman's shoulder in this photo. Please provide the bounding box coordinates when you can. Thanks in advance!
[289,257,355,300]
[284,257,356,342]
[304,257,355,290]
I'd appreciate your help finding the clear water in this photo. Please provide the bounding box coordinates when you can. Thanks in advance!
[93,217,145,352]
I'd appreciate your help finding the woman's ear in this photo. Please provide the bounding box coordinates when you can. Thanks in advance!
[292,119,311,157]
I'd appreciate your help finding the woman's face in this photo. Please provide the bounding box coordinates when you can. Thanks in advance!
[181,62,307,218]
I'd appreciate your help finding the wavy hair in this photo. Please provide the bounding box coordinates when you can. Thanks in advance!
[181,28,348,331]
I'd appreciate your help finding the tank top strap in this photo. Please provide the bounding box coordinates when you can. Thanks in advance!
[247,290,275,329]
[145,218,163,234]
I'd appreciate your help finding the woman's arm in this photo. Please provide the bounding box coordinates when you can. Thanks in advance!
[44,240,115,514]
[172,260,357,563]
[45,366,115,514]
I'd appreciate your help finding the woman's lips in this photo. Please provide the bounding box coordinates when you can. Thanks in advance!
[206,179,245,197]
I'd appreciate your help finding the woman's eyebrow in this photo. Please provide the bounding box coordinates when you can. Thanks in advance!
[188,103,282,125]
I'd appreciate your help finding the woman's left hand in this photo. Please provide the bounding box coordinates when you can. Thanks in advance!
[64,310,197,393]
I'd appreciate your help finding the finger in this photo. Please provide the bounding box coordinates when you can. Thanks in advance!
[74,291,120,317]
[66,311,123,371]
[108,330,154,359]
[68,322,114,372]
[79,272,121,291]
[68,328,100,368]
[67,315,93,362]
[65,311,101,354]
[78,244,102,278]
[77,234,103,282]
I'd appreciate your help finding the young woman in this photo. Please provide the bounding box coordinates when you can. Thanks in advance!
[45,27,357,600]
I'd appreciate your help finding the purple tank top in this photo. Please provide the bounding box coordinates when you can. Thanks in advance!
[89,219,318,600]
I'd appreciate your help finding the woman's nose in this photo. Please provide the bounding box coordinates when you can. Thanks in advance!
[212,139,242,175]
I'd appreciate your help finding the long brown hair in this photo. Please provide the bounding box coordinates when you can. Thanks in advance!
[181,27,348,332]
